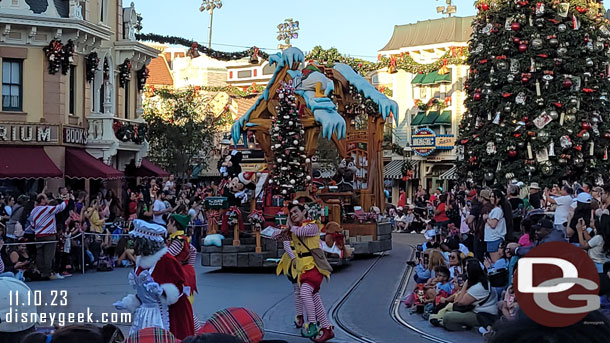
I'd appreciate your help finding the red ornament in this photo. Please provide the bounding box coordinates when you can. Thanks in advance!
[473,92,482,101]
[584,36,590,43]
[512,37,521,44]
[522,76,530,83]
[508,150,518,158]
[604,132,610,139]
[511,22,521,31]
[582,122,592,131]
[481,3,489,11]
[562,78,573,88]
[518,44,527,52]
[523,116,529,122]
[513,133,522,138]
[574,145,583,151]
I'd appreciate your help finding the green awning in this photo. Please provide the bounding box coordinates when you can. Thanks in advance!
[421,111,440,125]
[411,73,425,84]
[436,71,452,83]
[435,110,452,124]
[411,112,425,126]
[421,72,438,85]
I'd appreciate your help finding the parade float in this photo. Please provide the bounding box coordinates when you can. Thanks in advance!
[200,47,397,268]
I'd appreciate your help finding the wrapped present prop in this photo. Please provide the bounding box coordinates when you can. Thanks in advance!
[275,213,288,226]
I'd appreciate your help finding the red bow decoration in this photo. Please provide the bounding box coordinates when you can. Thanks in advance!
[583,88,595,93]
[575,6,587,14]
[502,92,513,98]
[574,145,583,151]
[248,209,263,219]
[553,102,562,108]
[516,1,528,5]
[537,54,548,58]
[479,59,488,64]
[495,55,507,60]
[207,211,220,223]
[548,19,559,24]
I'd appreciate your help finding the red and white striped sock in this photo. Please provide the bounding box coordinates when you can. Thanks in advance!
[300,283,316,324]
[293,283,303,316]
[313,292,331,328]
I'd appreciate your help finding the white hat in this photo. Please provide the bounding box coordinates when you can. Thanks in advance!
[0,277,37,332]
[130,219,167,242]
[530,182,541,190]
[397,206,404,211]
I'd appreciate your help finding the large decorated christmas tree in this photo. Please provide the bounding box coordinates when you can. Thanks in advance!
[457,0,610,186]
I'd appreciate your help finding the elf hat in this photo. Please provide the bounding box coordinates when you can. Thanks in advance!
[130,219,167,242]
[238,172,255,185]
[171,214,191,230]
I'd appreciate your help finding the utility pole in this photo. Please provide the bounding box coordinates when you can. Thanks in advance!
[199,0,223,49]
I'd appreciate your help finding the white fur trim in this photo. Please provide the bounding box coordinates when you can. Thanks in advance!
[121,294,141,313]
[160,283,181,305]
[137,247,169,269]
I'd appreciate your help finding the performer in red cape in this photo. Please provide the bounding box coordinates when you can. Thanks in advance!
[114,219,194,340]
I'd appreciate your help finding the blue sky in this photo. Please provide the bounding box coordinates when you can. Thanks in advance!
[136,0,476,60]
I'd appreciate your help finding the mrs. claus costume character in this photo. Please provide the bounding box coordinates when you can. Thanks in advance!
[113,219,194,340]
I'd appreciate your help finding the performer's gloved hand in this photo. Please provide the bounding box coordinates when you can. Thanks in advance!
[144,281,164,297]
[113,300,127,310]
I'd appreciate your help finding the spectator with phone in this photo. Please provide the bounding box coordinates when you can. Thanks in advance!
[576,213,610,295]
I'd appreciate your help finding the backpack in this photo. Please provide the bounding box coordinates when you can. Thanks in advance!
[97,254,114,272]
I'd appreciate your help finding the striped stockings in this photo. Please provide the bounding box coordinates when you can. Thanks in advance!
[300,283,331,329]
[293,283,303,316]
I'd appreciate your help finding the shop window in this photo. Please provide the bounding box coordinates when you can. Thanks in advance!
[2,59,23,111]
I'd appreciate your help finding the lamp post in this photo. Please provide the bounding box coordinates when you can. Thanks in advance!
[276,18,299,50]
[403,143,413,197]
[199,0,223,49]
[435,0,457,17]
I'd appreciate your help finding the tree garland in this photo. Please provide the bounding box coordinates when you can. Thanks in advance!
[145,83,266,98]
[135,33,269,61]
[414,97,450,111]
[118,59,132,88]
[86,52,100,83]
[305,45,469,75]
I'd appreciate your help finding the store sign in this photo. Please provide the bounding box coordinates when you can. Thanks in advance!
[241,163,267,172]
[411,128,454,157]
[63,126,88,145]
[0,123,60,144]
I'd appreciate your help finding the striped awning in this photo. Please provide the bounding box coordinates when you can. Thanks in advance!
[439,166,458,180]
[384,160,405,179]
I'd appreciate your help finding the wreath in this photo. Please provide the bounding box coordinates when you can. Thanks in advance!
[247,210,265,231]
[43,39,74,75]
[136,67,149,92]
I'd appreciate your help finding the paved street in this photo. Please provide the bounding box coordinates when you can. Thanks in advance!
[26,234,481,342]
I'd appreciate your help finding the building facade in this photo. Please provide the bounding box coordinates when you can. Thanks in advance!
[0,0,158,192]
[377,16,473,201]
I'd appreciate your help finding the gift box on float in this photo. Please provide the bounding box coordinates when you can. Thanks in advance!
[275,213,288,226]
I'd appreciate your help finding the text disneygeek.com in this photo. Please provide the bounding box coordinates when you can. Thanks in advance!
[3,307,132,326]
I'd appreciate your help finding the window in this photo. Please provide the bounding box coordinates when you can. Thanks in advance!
[124,80,130,119]
[100,0,107,23]
[2,59,22,111]
[99,83,105,113]
[69,65,76,115]
[237,70,252,78]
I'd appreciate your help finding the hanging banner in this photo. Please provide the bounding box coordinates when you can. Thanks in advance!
[411,128,454,156]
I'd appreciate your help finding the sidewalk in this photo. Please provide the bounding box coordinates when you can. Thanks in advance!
[393,233,482,343]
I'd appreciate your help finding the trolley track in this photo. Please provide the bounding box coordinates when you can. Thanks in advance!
[263,253,385,343]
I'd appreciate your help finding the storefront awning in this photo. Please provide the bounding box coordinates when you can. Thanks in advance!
[435,110,452,124]
[384,160,405,179]
[65,148,123,179]
[420,111,440,125]
[439,166,458,180]
[411,73,425,85]
[0,146,63,179]
[411,112,425,126]
[419,71,452,85]
[133,159,170,178]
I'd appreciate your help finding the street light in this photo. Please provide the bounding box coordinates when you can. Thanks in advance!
[435,0,457,17]
[276,18,299,49]
[199,0,223,49]
[403,143,413,196]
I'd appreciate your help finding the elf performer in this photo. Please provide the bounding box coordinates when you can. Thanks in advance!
[276,240,304,328]
[113,219,195,340]
[272,203,334,342]
[166,214,198,303]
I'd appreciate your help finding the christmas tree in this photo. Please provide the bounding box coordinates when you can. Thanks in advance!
[269,81,311,195]
[457,0,610,186]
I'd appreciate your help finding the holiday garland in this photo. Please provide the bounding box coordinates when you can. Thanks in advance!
[118,59,132,88]
[269,81,311,195]
[113,120,148,144]
[86,52,100,83]
[305,45,469,76]
[414,97,450,111]
[135,33,269,61]
[43,39,74,75]
[145,83,266,99]
[136,66,149,92]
